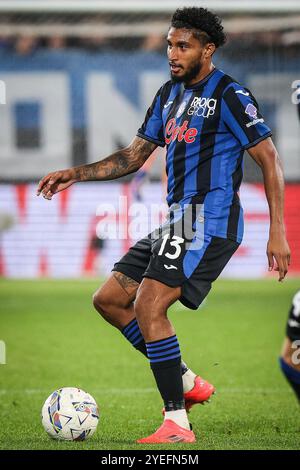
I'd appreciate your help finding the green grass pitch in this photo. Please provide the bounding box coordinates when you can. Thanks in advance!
[0,278,300,450]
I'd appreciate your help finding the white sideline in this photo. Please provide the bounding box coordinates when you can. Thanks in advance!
[0,387,287,396]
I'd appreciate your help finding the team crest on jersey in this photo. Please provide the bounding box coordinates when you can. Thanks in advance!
[176,101,188,118]
[187,97,217,118]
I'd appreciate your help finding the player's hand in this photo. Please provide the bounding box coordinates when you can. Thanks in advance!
[267,229,291,282]
[36,169,76,200]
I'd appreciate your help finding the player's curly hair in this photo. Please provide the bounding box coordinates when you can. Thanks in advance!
[171,7,226,48]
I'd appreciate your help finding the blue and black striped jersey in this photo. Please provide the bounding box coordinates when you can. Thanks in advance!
[137,68,272,243]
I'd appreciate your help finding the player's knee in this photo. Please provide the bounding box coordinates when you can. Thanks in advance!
[93,291,122,329]
[135,280,176,319]
[135,297,168,341]
[135,291,150,318]
[92,287,129,326]
[135,292,168,321]
[282,343,296,366]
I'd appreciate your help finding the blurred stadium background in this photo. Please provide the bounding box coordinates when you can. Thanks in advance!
[0,0,299,279]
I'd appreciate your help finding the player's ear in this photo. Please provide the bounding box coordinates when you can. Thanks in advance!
[204,43,216,58]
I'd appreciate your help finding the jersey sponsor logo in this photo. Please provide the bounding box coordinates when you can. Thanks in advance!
[246,118,264,128]
[245,103,258,119]
[165,118,198,144]
[235,89,250,96]
[176,100,188,118]
[187,97,217,118]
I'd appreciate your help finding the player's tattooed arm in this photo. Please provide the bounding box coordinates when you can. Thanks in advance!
[73,137,156,182]
[36,136,157,199]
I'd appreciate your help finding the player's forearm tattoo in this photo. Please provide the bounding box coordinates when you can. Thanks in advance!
[113,272,139,296]
[73,138,156,182]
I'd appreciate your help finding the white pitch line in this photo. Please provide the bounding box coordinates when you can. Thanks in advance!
[0,388,157,395]
[0,387,287,395]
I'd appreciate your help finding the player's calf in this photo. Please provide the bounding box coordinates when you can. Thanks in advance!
[93,273,148,356]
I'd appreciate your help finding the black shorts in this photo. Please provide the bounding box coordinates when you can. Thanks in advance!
[286,290,300,341]
[112,212,239,309]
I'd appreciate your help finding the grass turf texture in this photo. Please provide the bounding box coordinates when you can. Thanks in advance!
[0,278,300,450]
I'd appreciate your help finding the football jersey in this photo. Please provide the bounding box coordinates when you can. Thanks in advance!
[137,68,272,243]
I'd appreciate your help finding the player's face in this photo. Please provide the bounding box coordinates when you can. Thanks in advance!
[167,27,213,85]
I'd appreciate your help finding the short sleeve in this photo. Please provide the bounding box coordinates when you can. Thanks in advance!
[137,86,166,147]
[221,83,272,150]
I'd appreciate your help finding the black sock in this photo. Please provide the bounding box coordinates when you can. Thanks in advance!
[146,335,185,411]
[181,361,189,375]
[135,339,148,356]
[279,357,300,402]
[122,319,188,376]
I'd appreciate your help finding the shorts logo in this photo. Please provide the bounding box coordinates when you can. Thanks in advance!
[165,118,198,144]
[164,264,178,270]
[187,97,217,118]
[245,103,258,119]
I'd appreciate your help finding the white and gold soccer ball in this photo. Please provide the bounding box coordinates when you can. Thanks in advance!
[42,387,99,441]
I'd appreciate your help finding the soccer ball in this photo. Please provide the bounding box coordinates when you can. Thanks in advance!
[42,387,99,441]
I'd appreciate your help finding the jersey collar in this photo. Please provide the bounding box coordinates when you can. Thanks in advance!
[184,67,218,90]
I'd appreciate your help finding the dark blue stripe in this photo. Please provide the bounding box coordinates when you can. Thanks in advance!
[226,151,243,241]
[128,329,143,343]
[125,328,140,341]
[203,120,240,240]
[222,100,248,145]
[163,85,185,205]
[183,71,225,201]
[122,319,138,335]
[171,90,194,203]
[237,206,244,243]
[146,339,178,352]
[147,346,181,358]
[124,323,139,338]
[122,319,144,346]
[146,335,177,348]
[149,353,181,363]
[147,342,180,354]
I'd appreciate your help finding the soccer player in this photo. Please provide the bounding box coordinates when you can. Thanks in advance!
[37,7,291,444]
[279,88,300,404]
[280,290,300,403]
